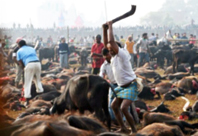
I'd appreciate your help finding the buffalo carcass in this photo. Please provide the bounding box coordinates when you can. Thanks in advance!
[39,47,54,62]
[50,74,111,130]
[136,123,184,136]
[172,49,198,75]
[143,112,198,134]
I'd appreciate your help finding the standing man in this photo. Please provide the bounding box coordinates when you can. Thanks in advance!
[80,47,88,67]
[91,34,104,75]
[189,34,195,48]
[136,33,151,67]
[58,37,70,68]
[17,40,43,106]
[124,35,135,68]
[103,22,138,134]
[13,37,23,88]
[99,48,117,122]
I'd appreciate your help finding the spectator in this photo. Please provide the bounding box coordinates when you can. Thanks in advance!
[58,37,70,68]
[136,33,151,67]
[125,35,135,68]
[91,34,104,75]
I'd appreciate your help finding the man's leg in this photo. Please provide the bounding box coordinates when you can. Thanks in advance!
[65,53,69,68]
[111,98,129,133]
[145,53,150,67]
[120,99,137,133]
[59,54,63,68]
[33,63,43,93]
[24,64,34,99]
[130,54,134,68]
[15,64,23,88]
[138,53,143,67]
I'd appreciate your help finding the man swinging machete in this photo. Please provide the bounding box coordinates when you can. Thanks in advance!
[102,5,138,134]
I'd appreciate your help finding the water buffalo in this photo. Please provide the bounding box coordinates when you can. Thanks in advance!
[172,50,198,75]
[50,74,111,130]
[39,47,55,62]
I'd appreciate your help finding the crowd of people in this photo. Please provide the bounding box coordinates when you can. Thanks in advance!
[0,22,198,134]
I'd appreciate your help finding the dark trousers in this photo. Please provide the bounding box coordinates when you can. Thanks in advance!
[92,68,100,75]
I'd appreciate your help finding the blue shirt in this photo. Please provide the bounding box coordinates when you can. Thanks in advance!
[17,46,39,66]
[58,43,70,54]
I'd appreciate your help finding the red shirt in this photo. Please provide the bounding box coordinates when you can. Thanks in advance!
[189,37,196,44]
[91,43,104,68]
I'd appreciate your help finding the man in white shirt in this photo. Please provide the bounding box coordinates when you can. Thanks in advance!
[99,48,118,122]
[103,21,138,134]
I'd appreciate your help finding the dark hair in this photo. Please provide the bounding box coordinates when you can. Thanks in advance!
[152,33,154,35]
[142,33,147,37]
[96,34,101,39]
[18,40,26,47]
[102,48,109,56]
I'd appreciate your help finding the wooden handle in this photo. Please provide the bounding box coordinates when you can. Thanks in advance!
[112,5,136,24]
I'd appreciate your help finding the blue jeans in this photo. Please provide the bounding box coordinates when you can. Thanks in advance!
[59,53,68,68]
[139,52,150,67]
[130,53,134,68]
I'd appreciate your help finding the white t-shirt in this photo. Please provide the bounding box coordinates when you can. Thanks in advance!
[111,48,136,86]
[99,60,116,84]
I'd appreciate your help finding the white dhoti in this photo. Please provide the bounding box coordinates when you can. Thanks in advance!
[24,62,43,98]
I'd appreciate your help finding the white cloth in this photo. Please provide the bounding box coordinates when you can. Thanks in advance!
[24,62,43,98]
[99,60,116,84]
[149,36,156,42]
[0,43,1,48]
[13,52,16,57]
[111,48,136,86]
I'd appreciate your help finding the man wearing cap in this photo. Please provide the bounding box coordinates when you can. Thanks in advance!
[13,37,23,88]
[17,40,43,106]
[58,37,70,68]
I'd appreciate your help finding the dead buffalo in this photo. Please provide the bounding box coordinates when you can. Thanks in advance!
[167,72,190,80]
[143,112,198,134]
[50,74,111,130]
[155,82,172,94]
[135,67,161,79]
[136,123,184,136]
[11,120,91,136]
[67,115,107,134]
[138,86,161,100]
[164,64,188,75]
[150,101,171,113]
[174,78,198,94]
[33,91,61,101]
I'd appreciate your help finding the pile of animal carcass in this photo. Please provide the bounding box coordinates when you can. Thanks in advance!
[1,53,198,135]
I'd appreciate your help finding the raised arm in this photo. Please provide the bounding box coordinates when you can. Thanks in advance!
[107,21,119,54]
[102,24,108,48]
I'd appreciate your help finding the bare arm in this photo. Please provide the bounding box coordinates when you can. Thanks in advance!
[18,60,25,69]
[102,24,108,48]
[107,21,119,54]
[91,53,103,57]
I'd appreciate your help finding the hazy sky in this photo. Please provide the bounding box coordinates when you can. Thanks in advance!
[0,0,166,28]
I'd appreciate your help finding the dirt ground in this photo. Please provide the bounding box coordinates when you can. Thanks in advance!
[4,66,198,135]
